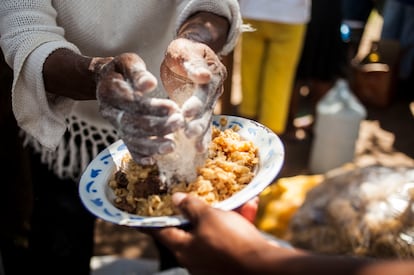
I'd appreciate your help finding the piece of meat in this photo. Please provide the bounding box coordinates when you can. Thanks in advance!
[134,171,168,198]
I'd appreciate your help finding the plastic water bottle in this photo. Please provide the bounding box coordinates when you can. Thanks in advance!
[309,79,366,174]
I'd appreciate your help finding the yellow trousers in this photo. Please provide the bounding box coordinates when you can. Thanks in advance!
[239,19,306,134]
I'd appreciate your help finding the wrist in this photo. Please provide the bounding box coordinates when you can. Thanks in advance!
[43,48,96,100]
[177,11,230,53]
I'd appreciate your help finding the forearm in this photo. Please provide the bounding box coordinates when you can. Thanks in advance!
[42,12,230,99]
[259,248,367,275]
[43,48,96,100]
[250,244,414,275]
[177,11,230,53]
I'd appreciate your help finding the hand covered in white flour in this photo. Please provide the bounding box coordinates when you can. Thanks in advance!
[93,53,184,165]
[160,38,227,152]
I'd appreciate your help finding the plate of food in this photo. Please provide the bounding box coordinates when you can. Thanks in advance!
[79,115,284,227]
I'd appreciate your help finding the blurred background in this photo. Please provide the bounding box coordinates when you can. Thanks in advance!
[92,4,414,271]
[1,1,414,273]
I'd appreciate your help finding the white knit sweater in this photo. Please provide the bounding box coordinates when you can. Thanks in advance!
[0,0,242,180]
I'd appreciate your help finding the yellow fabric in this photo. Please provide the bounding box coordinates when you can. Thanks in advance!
[239,19,306,134]
[254,175,324,238]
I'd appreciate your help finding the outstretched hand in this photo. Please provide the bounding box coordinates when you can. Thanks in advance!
[148,193,272,274]
[94,53,184,165]
[161,38,227,152]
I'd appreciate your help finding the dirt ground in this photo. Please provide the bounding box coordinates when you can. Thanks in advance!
[93,13,414,261]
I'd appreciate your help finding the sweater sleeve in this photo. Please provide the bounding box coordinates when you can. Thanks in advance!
[0,0,243,151]
[0,0,80,150]
[175,0,243,56]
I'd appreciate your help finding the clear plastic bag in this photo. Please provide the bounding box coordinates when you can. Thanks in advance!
[288,165,414,259]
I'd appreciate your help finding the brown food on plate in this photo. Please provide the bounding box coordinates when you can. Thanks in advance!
[108,125,259,217]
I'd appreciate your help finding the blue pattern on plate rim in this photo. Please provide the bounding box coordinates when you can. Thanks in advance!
[79,115,285,227]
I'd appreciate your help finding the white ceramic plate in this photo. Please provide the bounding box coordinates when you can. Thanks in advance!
[79,115,285,228]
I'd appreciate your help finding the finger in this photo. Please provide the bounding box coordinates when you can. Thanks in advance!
[130,70,157,93]
[97,69,135,102]
[163,39,203,76]
[121,112,184,136]
[234,197,259,224]
[98,103,183,139]
[181,44,226,85]
[99,77,180,116]
[98,104,125,127]
[113,53,157,93]
[124,136,175,159]
[181,87,205,118]
[164,39,212,84]
[184,111,212,139]
[201,77,225,111]
[194,123,212,153]
[172,193,208,225]
[89,56,114,73]
[181,81,223,119]
[183,58,212,84]
[149,227,192,251]
[140,97,181,116]
[129,153,156,166]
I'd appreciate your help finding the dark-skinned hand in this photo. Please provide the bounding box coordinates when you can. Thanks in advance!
[94,53,184,165]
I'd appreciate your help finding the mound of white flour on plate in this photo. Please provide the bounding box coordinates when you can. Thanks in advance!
[154,84,212,186]
[155,127,209,186]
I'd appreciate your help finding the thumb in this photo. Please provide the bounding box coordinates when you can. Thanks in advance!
[172,192,209,225]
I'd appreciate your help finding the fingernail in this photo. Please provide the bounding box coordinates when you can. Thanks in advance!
[185,123,203,137]
[182,97,203,117]
[136,74,157,92]
[138,156,155,166]
[159,142,174,154]
[172,192,187,205]
[167,113,185,130]
[184,62,211,84]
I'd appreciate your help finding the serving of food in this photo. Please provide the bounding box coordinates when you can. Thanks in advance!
[79,115,284,227]
[109,118,258,217]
